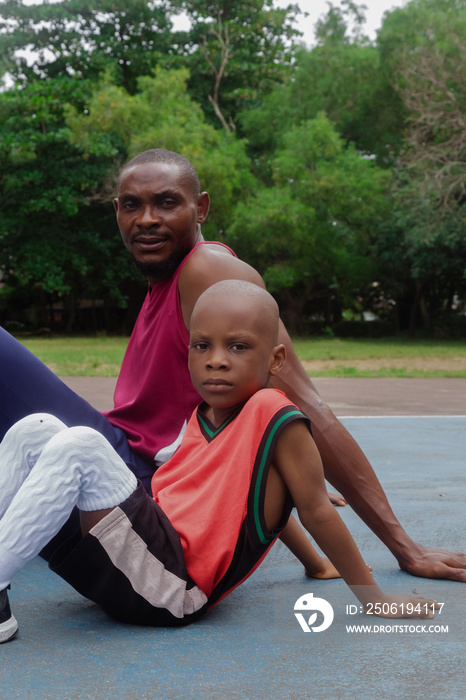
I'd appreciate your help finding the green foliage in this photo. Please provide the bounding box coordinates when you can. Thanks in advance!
[0,0,174,93]
[240,4,402,165]
[0,0,465,336]
[168,0,301,130]
[227,114,390,331]
[0,77,132,328]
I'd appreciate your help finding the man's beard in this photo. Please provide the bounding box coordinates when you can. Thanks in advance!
[130,248,191,283]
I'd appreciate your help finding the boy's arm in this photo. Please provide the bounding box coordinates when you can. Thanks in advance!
[272,420,439,618]
[270,320,466,582]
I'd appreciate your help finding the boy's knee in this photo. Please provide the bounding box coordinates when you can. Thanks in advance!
[6,413,66,440]
[46,425,102,450]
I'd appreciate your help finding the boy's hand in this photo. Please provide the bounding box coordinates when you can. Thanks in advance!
[363,594,440,619]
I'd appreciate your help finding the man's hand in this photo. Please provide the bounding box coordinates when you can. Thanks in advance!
[399,544,466,582]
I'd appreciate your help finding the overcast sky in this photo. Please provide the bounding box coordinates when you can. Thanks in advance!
[269,0,408,46]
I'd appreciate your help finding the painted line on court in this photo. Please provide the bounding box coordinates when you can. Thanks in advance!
[339,415,466,420]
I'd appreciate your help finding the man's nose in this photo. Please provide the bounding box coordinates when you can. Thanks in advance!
[136,205,162,227]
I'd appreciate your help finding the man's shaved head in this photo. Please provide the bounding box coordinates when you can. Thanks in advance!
[117,149,201,197]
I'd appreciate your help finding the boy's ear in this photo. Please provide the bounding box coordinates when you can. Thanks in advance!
[269,344,286,376]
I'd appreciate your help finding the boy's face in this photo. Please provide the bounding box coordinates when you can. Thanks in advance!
[188,296,285,423]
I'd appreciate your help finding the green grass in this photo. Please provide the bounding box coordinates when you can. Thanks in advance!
[292,337,466,378]
[17,335,129,376]
[15,334,466,377]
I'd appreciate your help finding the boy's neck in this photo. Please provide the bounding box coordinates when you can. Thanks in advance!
[203,400,251,429]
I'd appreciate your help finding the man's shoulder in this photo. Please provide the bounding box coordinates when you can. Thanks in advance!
[191,241,236,261]
[178,241,265,327]
[181,241,261,284]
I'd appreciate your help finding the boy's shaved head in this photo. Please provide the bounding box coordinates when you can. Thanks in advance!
[191,280,280,344]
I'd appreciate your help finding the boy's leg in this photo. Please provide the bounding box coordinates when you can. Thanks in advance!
[0,414,67,520]
[0,421,137,589]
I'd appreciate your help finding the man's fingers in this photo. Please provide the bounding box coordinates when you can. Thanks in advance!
[439,567,466,583]
[405,559,466,582]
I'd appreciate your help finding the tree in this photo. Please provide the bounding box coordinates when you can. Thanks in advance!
[168,0,301,131]
[226,114,391,332]
[374,0,466,334]
[0,67,256,330]
[395,42,466,209]
[0,77,131,331]
[240,1,403,171]
[0,0,174,93]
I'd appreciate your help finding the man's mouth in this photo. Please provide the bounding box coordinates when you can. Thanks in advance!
[133,236,170,252]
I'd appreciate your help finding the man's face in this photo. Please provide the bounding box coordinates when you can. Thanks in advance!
[114,162,209,284]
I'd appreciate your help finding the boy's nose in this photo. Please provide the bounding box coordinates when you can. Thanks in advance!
[206,351,229,369]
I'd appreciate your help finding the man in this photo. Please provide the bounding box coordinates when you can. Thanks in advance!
[0,148,464,581]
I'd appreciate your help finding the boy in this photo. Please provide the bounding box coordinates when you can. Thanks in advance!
[0,281,438,642]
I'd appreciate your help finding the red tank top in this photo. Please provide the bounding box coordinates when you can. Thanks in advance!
[104,241,235,467]
[153,389,304,598]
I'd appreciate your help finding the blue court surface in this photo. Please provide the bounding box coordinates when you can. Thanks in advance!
[1,415,465,699]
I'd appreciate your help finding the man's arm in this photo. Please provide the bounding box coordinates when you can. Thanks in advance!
[272,420,439,618]
[179,243,466,581]
[270,320,466,582]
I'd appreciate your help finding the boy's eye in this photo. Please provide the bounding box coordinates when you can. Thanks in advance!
[231,344,248,351]
[192,342,209,350]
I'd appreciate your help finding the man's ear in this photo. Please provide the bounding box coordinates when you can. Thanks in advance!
[269,344,286,376]
[197,191,210,222]
[113,198,119,214]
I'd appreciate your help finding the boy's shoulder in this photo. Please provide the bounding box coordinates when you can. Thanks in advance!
[243,388,302,416]
[243,389,311,437]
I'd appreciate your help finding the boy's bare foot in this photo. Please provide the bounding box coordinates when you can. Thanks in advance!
[305,561,372,580]
[305,558,341,579]
[328,492,346,507]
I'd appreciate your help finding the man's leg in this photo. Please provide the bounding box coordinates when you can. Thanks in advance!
[0,328,131,460]
[0,328,153,493]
